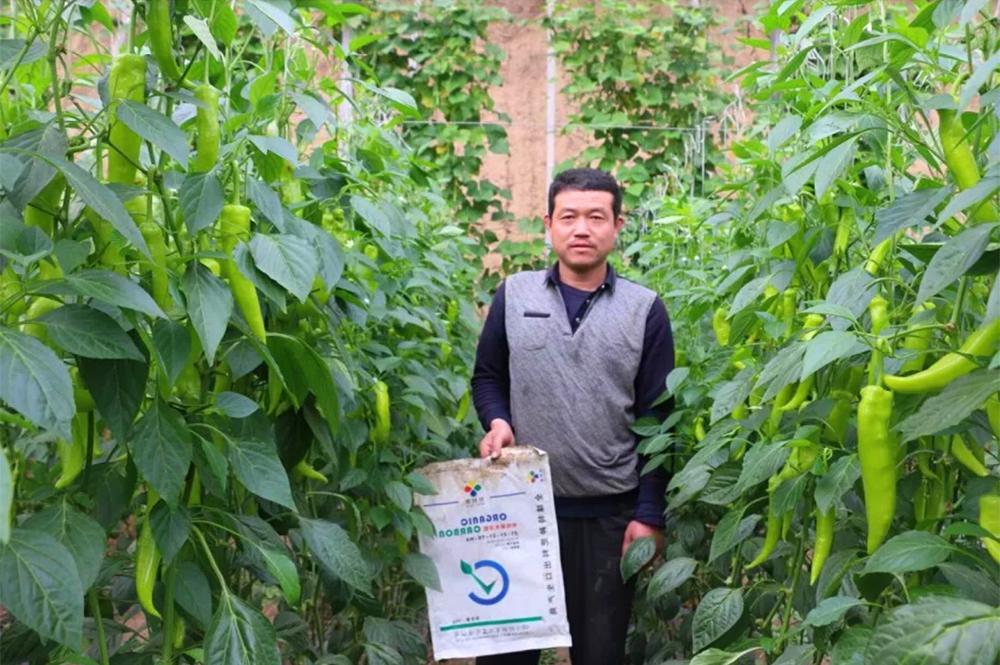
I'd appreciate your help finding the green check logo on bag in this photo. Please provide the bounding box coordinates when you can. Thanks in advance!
[461,559,510,605]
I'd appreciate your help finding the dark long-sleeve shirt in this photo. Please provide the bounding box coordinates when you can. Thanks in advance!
[471,263,674,528]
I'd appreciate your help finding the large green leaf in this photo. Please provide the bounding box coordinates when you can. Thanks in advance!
[385,480,412,511]
[804,596,863,627]
[692,587,743,653]
[896,370,998,442]
[737,439,790,491]
[258,546,300,604]
[866,596,1000,665]
[0,326,74,437]
[403,552,440,591]
[621,535,657,581]
[151,318,192,388]
[647,557,698,599]
[78,355,148,441]
[22,502,105,591]
[150,502,191,564]
[40,269,165,318]
[225,416,295,510]
[176,560,213,629]
[689,648,763,665]
[864,531,955,575]
[299,518,371,593]
[116,100,190,168]
[0,449,11,544]
[204,593,280,665]
[180,172,224,235]
[874,186,952,244]
[0,528,83,648]
[800,331,866,380]
[815,454,860,513]
[37,304,143,360]
[915,223,996,305]
[131,399,193,506]
[709,508,758,563]
[249,233,319,302]
[182,262,233,365]
[710,367,754,424]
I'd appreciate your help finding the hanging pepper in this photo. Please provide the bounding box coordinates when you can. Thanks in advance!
[54,413,90,490]
[898,303,936,374]
[192,84,220,173]
[23,175,65,237]
[986,395,1000,440]
[979,494,1000,564]
[371,380,391,445]
[864,236,894,276]
[293,459,328,483]
[781,288,797,339]
[107,54,147,185]
[832,206,854,262]
[20,296,61,343]
[810,506,835,585]
[747,503,782,569]
[131,194,173,311]
[950,435,989,477]
[826,389,853,443]
[884,318,1000,393]
[218,205,267,343]
[147,0,183,82]
[136,490,162,618]
[456,390,471,423]
[858,385,896,554]
[712,307,730,347]
[938,109,998,223]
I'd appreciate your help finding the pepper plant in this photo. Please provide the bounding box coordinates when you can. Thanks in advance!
[617,1,1000,662]
[0,1,482,663]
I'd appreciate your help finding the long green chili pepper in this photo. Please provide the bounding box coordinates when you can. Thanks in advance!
[219,205,267,343]
[712,307,730,347]
[833,206,853,262]
[747,504,782,569]
[950,435,988,477]
[810,506,835,585]
[938,109,999,223]
[24,175,65,237]
[147,0,183,82]
[107,55,147,185]
[898,303,936,374]
[782,288,797,339]
[136,490,161,618]
[54,413,89,490]
[372,380,391,445]
[858,385,896,554]
[979,494,1000,564]
[884,318,1000,393]
[192,84,220,173]
[987,395,1000,440]
[864,236,894,276]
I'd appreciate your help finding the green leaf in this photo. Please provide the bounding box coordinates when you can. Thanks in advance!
[249,234,319,302]
[647,557,698,599]
[915,224,995,305]
[814,136,856,200]
[0,326,74,437]
[259,546,300,604]
[0,529,83,648]
[116,100,189,168]
[825,267,876,327]
[41,269,165,318]
[183,15,223,61]
[737,439,790,491]
[896,370,998,442]
[246,176,283,226]
[245,0,296,34]
[938,562,1000,606]
[689,648,762,665]
[710,366,754,424]
[182,262,233,365]
[620,536,656,581]
[149,501,191,564]
[403,552,441,591]
[350,195,391,236]
[864,531,955,575]
[176,560,213,628]
[37,304,143,360]
[460,559,474,575]
[874,186,952,244]
[151,319,191,388]
[225,418,296,511]
[299,518,371,593]
[865,596,1000,665]
[215,391,259,418]
[768,114,801,153]
[405,471,437,496]
[193,433,229,497]
[53,158,150,257]
[22,502,105,591]
[204,593,280,665]
[385,480,412,511]
[805,595,863,627]
[692,587,743,653]
[0,449,10,544]
[180,172,224,235]
[815,454,860,513]
[131,400,193,505]
[831,625,871,665]
[801,331,866,380]
[78,355,148,440]
[709,509,759,563]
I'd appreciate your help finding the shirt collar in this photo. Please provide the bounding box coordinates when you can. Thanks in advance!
[545,262,617,293]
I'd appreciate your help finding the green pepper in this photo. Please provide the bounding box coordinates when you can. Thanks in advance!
[938,109,998,223]
[131,194,173,311]
[950,435,988,477]
[898,303,936,374]
[219,205,267,343]
[293,459,328,483]
[832,206,853,262]
[746,504,782,569]
[20,296,61,343]
[884,318,1000,393]
[107,55,147,185]
[54,413,89,490]
[23,175,65,237]
[147,0,183,82]
[192,84,220,173]
[371,380,391,445]
[456,390,471,422]
[712,307,730,347]
[809,506,835,585]
[868,295,889,336]
[826,389,853,443]
[864,236,894,276]
[986,395,1000,440]
[979,494,1000,564]
[858,385,896,554]
[781,288,797,339]
[136,490,162,618]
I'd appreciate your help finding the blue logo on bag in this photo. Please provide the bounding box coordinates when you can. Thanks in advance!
[461,559,510,605]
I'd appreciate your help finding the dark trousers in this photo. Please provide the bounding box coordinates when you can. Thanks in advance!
[476,509,634,665]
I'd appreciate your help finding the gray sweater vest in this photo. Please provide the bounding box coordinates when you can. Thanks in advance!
[505,269,657,497]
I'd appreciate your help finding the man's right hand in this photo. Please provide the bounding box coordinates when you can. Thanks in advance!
[479,419,515,459]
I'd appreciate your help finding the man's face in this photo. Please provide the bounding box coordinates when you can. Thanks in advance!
[544,189,624,273]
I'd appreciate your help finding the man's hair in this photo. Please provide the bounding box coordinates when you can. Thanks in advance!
[547,168,622,218]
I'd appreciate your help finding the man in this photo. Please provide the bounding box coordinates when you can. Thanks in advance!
[471,168,674,665]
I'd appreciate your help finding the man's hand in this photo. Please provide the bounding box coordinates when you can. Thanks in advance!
[621,520,664,558]
[479,419,515,459]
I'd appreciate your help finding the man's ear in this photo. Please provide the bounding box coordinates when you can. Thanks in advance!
[614,215,626,232]
[543,214,553,230]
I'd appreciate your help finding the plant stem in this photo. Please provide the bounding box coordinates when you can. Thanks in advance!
[88,589,111,665]
[47,0,67,134]
[776,531,807,652]
[160,562,178,664]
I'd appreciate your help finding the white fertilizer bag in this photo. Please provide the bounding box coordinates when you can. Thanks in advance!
[416,447,571,660]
